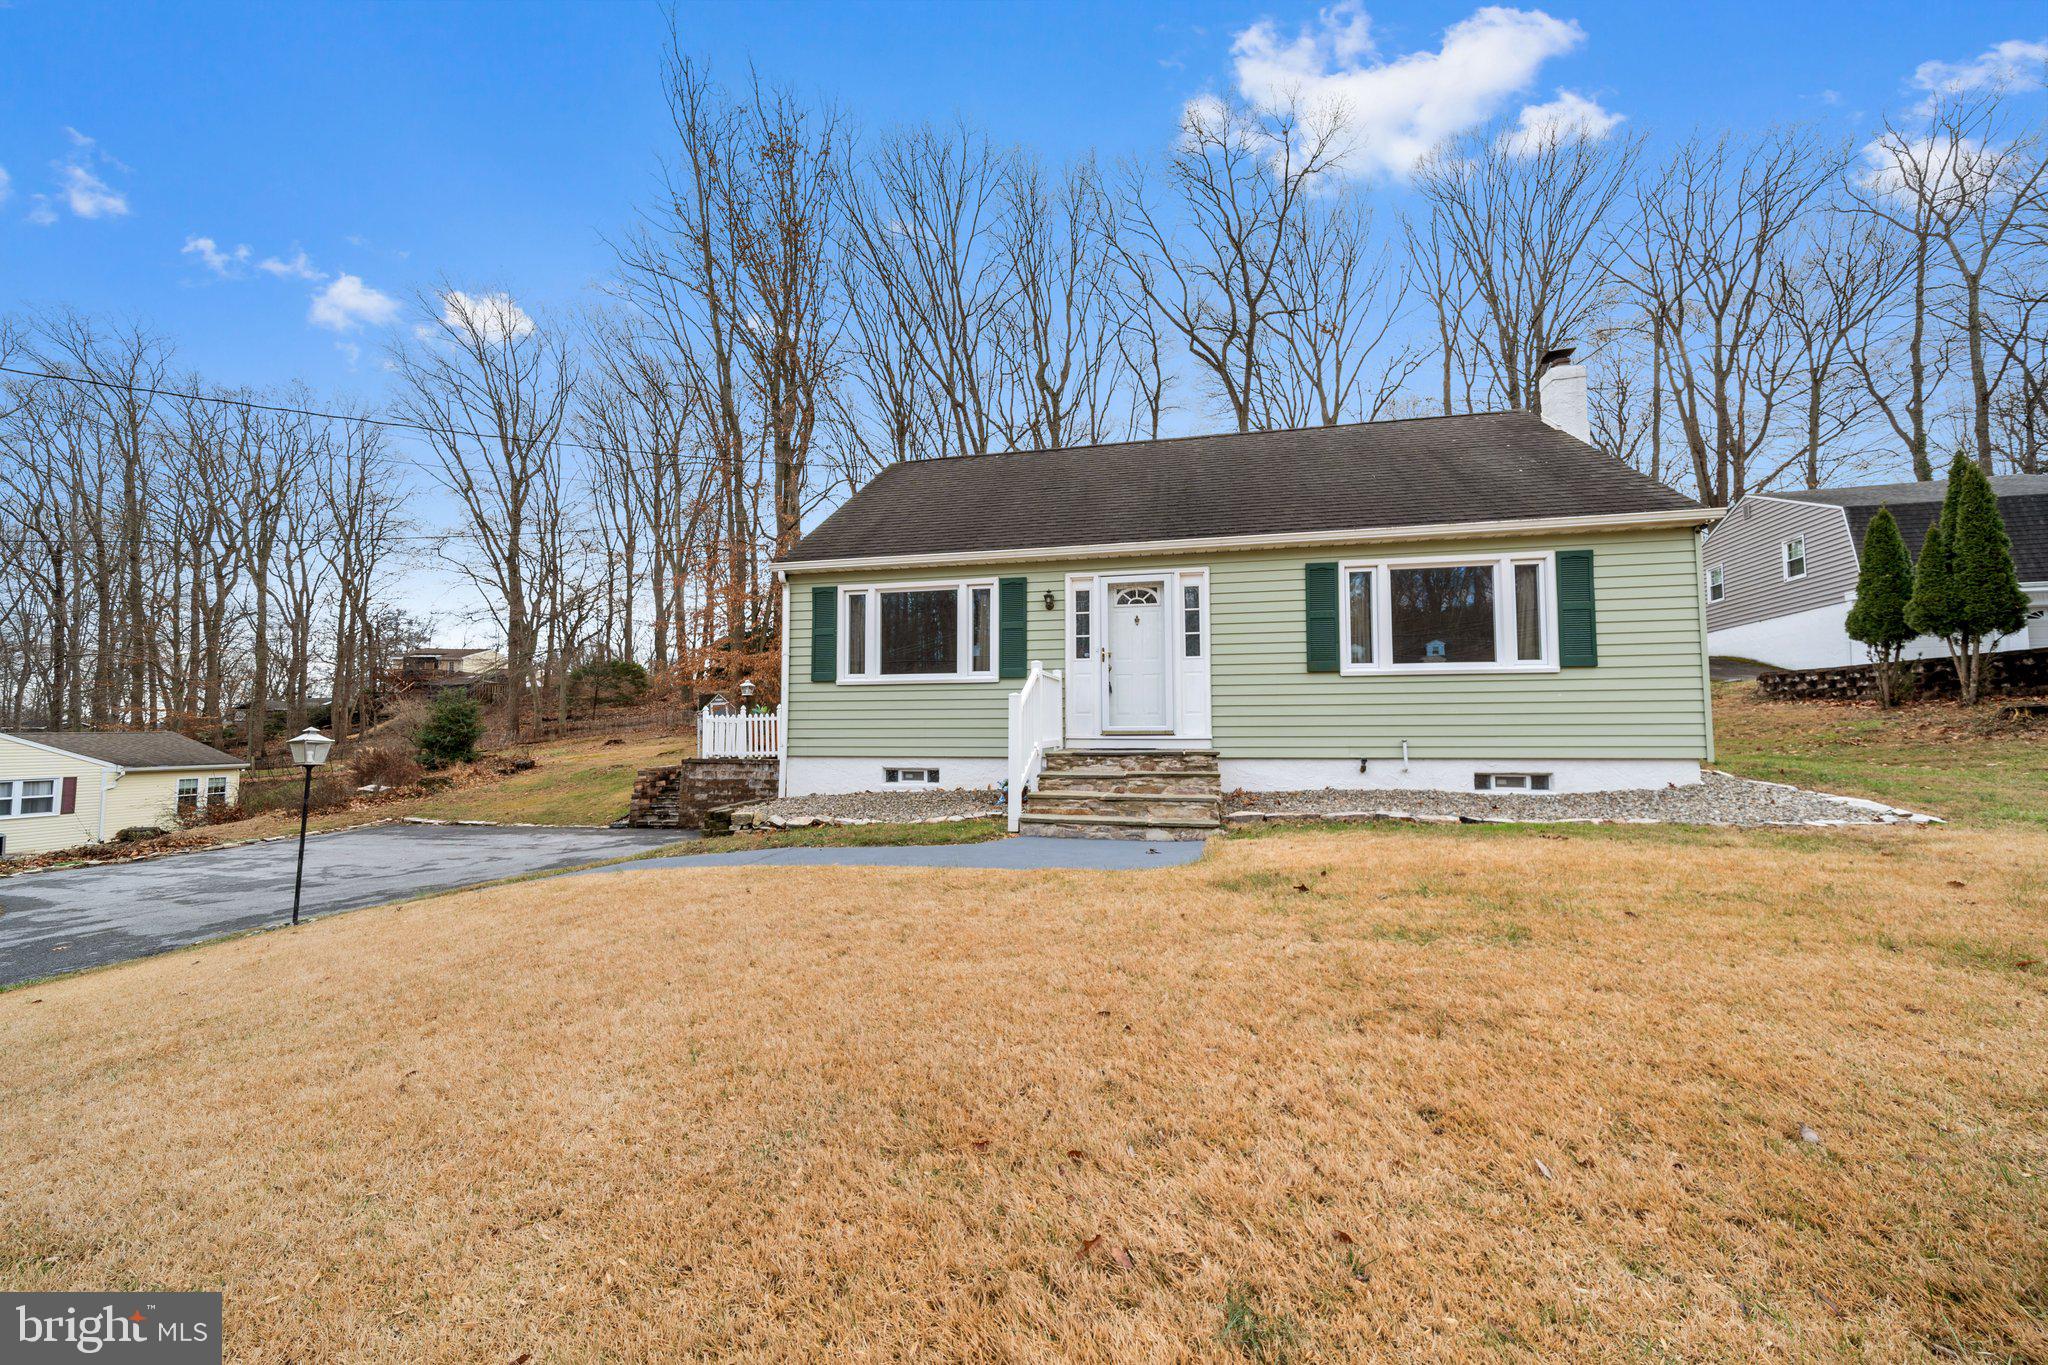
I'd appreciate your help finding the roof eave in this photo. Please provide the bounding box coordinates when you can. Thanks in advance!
[775,505,1721,575]
[122,761,253,773]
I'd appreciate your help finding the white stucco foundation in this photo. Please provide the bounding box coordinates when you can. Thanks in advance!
[1218,757,1703,794]
[784,756,1007,796]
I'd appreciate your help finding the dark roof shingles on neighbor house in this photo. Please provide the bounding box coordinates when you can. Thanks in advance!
[783,412,1704,564]
[1778,473,2048,581]
[14,731,246,770]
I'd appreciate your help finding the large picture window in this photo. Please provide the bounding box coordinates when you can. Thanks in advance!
[1338,553,1556,674]
[840,581,997,682]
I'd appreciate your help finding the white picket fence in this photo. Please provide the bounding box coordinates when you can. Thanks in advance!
[697,707,780,759]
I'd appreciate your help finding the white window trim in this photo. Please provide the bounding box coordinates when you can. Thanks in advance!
[836,579,1000,685]
[1707,563,1726,603]
[0,778,59,820]
[1782,537,1807,581]
[1337,551,1560,676]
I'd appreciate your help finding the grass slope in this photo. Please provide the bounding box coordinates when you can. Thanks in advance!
[227,733,696,841]
[1713,682,2048,829]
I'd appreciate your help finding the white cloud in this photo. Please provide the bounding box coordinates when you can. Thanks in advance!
[26,197,57,226]
[1911,38,2048,106]
[258,249,326,281]
[308,273,401,331]
[1856,129,2002,204]
[1499,88,1623,155]
[59,162,128,218]
[182,235,251,276]
[1227,2,1589,177]
[440,290,535,343]
[0,166,10,207]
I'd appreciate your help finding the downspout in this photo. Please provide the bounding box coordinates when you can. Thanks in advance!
[1693,529,1717,765]
[98,766,119,843]
[776,572,790,798]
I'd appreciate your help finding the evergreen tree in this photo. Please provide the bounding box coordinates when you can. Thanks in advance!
[1908,452,2029,704]
[415,692,485,770]
[1844,506,1917,706]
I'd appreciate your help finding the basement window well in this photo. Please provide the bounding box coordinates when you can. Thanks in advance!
[884,767,940,785]
[1474,772,1553,792]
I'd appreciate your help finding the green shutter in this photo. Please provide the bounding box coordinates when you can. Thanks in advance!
[998,577,1028,679]
[1304,562,1339,672]
[810,585,837,683]
[1557,549,1597,668]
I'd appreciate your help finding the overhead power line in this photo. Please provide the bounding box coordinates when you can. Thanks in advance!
[0,363,695,468]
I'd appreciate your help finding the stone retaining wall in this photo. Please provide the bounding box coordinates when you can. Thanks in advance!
[1755,646,2048,701]
[630,759,777,829]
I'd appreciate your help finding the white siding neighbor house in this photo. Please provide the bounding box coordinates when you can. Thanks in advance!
[0,732,248,860]
[1703,475,2048,670]
[768,356,1725,836]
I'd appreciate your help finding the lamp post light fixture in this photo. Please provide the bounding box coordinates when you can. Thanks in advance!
[285,728,334,927]
[739,677,756,711]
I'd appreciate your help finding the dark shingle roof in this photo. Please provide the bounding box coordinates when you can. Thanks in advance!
[10,731,247,770]
[783,412,1705,564]
[1777,473,2048,580]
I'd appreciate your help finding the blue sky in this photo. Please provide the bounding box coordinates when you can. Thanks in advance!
[3,1,2043,640]
[4,0,2044,400]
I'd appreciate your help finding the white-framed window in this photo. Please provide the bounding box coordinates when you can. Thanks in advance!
[838,580,997,683]
[884,766,940,785]
[0,779,57,819]
[1782,536,1806,581]
[1707,564,1726,603]
[1337,552,1557,675]
[177,776,201,816]
[206,775,230,807]
[1182,584,1203,657]
[1073,588,1091,660]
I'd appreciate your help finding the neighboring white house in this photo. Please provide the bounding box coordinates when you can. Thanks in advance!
[0,731,248,860]
[1703,474,2048,670]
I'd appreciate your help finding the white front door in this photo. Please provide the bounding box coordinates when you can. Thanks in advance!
[1104,580,1170,731]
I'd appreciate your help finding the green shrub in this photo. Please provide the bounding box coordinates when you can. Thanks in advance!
[1845,506,1916,706]
[1908,452,2030,704]
[416,693,485,770]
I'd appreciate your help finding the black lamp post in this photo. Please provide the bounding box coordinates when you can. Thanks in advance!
[285,728,333,927]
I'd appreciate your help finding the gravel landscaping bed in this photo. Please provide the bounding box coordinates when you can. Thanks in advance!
[736,789,1004,828]
[1227,770,1939,828]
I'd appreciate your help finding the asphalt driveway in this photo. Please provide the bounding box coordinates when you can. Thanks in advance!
[0,823,686,987]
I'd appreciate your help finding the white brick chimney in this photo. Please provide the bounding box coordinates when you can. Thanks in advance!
[1536,346,1589,444]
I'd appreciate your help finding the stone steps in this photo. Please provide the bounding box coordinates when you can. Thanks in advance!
[1035,770,1221,796]
[1021,748,1223,840]
[1016,811,1218,841]
[1022,790,1223,822]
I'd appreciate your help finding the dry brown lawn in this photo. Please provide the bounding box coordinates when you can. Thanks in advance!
[3,819,2045,1361]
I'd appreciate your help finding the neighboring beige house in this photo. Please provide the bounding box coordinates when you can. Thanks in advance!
[396,647,509,703]
[399,647,506,678]
[0,732,248,860]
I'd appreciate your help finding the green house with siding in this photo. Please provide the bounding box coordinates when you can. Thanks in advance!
[773,361,1723,835]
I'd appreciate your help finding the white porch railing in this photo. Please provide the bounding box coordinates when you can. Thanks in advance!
[698,706,780,759]
[1006,660,1065,832]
